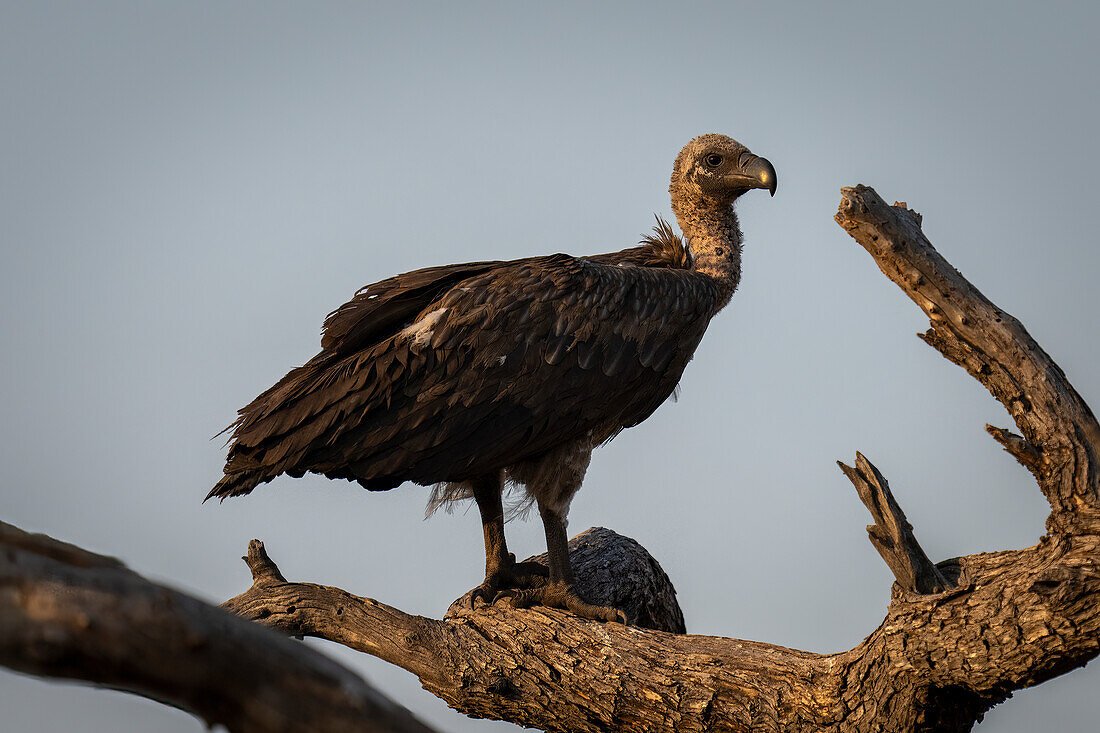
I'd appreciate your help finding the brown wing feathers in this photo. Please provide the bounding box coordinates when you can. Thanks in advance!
[320,261,501,352]
[208,219,703,502]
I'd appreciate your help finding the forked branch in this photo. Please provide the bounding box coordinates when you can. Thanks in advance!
[835,186,1100,526]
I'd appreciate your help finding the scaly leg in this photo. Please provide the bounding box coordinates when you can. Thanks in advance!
[468,472,546,607]
[508,500,627,624]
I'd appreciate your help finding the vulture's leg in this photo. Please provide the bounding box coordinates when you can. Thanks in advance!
[509,499,628,624]
[468,472,546,608]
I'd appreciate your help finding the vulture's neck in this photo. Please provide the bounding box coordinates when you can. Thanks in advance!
[672,191,743,297]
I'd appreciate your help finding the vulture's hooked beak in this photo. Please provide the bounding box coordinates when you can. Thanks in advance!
[738,154,777,197]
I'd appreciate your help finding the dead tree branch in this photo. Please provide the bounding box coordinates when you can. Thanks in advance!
[837,452,949,595]
[219,186,1100,732]
[225,528,830,732]
[0,520,438,733]
[834,186,1100,529]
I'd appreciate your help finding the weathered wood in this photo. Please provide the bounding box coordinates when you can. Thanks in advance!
[0,521,438,733]
[838,452,949,594]
[226,528,833,732]
[219,187,1100,732]
[986,423,1044,476]
[835,186,1100,528]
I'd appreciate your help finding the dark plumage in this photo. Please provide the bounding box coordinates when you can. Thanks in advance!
[209,134,776,622]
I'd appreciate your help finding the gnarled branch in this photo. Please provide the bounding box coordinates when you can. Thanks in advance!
[226,528,832,732]
[835,186,1100,528]
[838,452,949,595]
[0,520,437,733]
[219,186,1100,732]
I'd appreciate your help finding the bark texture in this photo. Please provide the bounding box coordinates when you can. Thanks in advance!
[4,185,1097,732]
[221,186,1100,732]
[0,520,438,733]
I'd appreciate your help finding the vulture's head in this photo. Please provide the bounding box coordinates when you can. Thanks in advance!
[670,134,777,206]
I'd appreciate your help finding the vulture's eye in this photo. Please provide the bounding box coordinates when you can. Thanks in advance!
[704,154,723,168]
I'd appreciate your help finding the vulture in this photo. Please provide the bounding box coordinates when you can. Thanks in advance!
[209,134,776,623]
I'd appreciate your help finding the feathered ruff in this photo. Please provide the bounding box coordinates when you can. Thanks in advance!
[586,216,691,270]
[640,216,692,269]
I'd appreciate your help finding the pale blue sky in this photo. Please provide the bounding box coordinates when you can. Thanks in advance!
[2,2,1098,731]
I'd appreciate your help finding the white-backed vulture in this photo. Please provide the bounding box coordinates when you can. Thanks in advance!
[209,134,777,622]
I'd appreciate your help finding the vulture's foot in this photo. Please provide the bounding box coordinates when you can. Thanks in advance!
[469,554,548,609]
[506,581,629,624]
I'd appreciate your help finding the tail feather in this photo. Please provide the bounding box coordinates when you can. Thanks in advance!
[205,469,267,502]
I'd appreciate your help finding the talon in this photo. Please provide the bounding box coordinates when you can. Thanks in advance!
[492,587,520,604]
[506,588,540,609]
[506,580,626,623]
[466,558,550,609]
[469,585,492,609]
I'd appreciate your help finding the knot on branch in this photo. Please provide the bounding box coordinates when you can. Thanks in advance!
[1030,564,1081,598]
[1028,545,1100,614]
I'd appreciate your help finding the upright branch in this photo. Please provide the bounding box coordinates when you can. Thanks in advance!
[837,452,949,595]
[835,185,1100,529]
